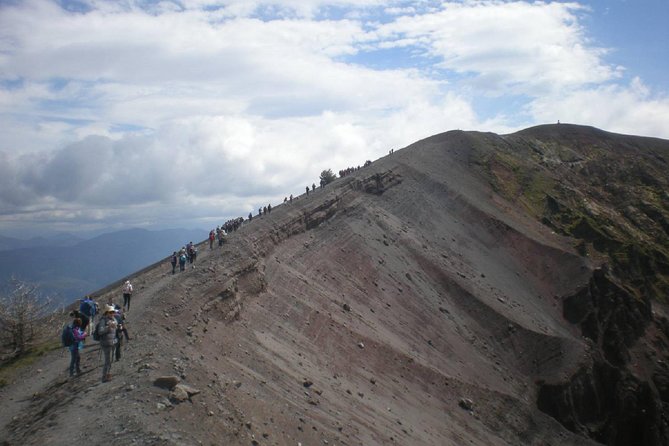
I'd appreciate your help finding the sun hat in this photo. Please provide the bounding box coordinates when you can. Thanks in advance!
[104,305,115,314]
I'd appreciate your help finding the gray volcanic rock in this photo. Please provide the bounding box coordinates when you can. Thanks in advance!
[153,375,180,390]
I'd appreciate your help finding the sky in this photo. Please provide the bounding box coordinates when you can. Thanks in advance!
[0,0,668,238]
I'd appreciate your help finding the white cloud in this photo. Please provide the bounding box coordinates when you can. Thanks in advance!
[529,78,669,139]
[371,1,619,94]
[0,0,667,234]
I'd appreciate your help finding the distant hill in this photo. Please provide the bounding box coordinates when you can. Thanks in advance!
[0,228,205,305]
[0,233,83,251]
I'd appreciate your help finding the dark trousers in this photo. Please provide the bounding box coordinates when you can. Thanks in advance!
[123,293,131,310]
[114,337,123,361]
[69,348,81,376]
[171,262,176,274]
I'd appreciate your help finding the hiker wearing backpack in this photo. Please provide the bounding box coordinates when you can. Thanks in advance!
[112,306,128,361]
[79,296,97,335]
[96,305,118,383]
[63,318,87,377]
[190,245,197,267]
[122,280,133,312]
[179,252,187,271]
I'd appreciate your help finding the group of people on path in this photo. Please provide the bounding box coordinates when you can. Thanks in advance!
[209,226,228,249]
[63,281,133,383]
[62,158,382,381]
[171,242,197,273]
[339,161,371,178]
[221,217,244,233]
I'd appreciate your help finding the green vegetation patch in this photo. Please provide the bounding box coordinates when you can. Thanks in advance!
[475,132,669,303]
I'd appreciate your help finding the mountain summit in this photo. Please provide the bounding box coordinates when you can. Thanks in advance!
[1,124,668,445]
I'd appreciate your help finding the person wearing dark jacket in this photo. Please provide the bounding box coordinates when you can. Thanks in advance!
[112,306,129,361]
[69,310,89,334]
[97,305,118,382]
[79,296,97,335]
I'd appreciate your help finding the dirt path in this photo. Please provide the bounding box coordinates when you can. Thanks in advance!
[0,239,223,445]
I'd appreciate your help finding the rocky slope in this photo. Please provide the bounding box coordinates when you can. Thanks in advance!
[1,124,667,446]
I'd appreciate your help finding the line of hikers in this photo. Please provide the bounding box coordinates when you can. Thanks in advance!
[62,281,133,382]
[339,161,371,178]
[62,160,383,381]
[221,217,244,233]
[204,160,376,236]
[246,203,272,221]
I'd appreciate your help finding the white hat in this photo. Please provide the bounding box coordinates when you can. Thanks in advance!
[104,305,115,314]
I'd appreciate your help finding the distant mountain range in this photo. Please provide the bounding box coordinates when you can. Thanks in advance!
[0,228,205,306]
[0,233,84,251]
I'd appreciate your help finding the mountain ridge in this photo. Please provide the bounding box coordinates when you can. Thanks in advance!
[1,123,667,445]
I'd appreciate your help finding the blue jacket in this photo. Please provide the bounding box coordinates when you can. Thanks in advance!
[79,299,97,318]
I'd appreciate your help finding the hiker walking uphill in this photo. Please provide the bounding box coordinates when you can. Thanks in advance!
[96,305,118,383]
[122,280,133,312]
[79,296,98,335]
[63,317,87,377]
[112,305,129,362]
[188,243,197,267]
[171,251,178,274]
[179,250,187,271]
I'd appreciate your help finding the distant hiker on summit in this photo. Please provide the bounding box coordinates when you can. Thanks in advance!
[122,280,133,312]
[97,305,118,383]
